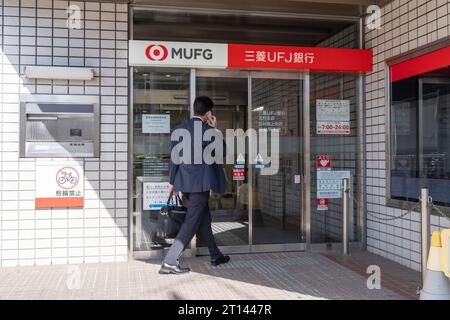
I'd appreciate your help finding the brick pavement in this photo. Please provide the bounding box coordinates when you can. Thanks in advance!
[0,251,405,300]
[322,251,421,300]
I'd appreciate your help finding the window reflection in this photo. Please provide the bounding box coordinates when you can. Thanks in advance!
[390,66,450,206]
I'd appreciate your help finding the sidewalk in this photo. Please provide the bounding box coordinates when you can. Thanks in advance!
[0,251,408,300]
[323,251,421,300]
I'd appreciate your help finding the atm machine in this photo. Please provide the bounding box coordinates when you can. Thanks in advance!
[20,95,100,158]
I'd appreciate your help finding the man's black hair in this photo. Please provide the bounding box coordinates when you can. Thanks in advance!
[193,96,214,116]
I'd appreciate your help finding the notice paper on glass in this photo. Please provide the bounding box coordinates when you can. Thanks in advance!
[142,114,170,134]
[317,170,351,199]
[316,99,350,135]
[143,182,170,210]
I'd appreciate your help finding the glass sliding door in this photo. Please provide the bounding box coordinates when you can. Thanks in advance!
[195,70,305,254]
[132,67,190,254]
[250,72,305,247]
[131,68,307,257]
[195,70,250,252]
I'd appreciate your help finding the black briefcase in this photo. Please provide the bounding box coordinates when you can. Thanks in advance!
[156,193,187,239]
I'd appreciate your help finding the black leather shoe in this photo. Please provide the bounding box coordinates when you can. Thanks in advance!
[159,263,190,274]
[211,255,230,266]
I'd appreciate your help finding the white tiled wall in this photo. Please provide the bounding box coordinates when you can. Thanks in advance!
[0,0,129,267]
[365,0,450,271]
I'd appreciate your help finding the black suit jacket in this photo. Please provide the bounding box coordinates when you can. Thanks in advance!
[169,117,227,194]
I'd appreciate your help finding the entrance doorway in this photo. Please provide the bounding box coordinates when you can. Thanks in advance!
[194,70,306,254]
[130,66,367,259]
[196,72,249,250]
[131,68,306,258]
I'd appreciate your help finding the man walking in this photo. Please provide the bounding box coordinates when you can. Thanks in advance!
[159,96,230,275]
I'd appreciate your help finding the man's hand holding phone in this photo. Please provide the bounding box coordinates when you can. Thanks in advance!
[206,113,218,129]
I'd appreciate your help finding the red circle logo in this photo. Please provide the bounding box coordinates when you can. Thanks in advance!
[145,44,169,61]
[56,167,80,190]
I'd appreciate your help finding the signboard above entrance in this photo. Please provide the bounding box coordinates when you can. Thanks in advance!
[228,44,372,73]
[129,40,228,68]
[129,40,373,73]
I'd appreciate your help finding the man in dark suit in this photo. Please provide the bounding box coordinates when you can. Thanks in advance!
[159,96,230,275]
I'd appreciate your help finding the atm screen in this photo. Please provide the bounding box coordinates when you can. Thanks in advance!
[70,128,82,137]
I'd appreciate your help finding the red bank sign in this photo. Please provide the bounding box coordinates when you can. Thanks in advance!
[228,44,372,72]
[129,40,373,73]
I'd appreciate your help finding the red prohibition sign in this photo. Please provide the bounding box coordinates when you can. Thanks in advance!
[56,167,80,190]
[145,44,169,61]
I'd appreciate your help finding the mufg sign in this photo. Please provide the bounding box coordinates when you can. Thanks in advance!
[129,40,228,68]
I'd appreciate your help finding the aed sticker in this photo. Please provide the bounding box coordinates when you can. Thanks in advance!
[316,154,331,170]
[317,198,329,211]
[316,155,331,209]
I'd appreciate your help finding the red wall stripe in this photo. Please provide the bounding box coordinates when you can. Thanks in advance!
[390,46,450,82]
[35,197,84,208]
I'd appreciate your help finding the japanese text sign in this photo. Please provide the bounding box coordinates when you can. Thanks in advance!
[143,182,170,210]
[317,170,351,199]
[35,161,84,208]
[129,41,373,73]
[228,44,372,72]
[316,99,350,135]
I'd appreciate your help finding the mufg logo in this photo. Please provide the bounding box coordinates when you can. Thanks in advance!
[145,44,169,61]
[145,43,214,62]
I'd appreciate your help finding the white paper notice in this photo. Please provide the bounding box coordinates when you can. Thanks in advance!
[143,182,170,210]
[142,114,170,134]
[317,170,351,199]
[316,99,350,135]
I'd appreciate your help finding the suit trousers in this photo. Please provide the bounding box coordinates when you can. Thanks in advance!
[163,191,222,265]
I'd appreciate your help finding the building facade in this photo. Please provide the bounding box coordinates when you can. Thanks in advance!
[365,0,450,271]
[0,0,449,272]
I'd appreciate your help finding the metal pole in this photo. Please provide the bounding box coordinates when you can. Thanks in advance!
[303,72,311,248]
[342,178,350,255]
[128,4,135,261]
[188,68,197,257]
[421,187,430,285]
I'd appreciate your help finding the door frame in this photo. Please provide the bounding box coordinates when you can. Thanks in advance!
[194,68,309,256]
[128,66,366,259]
[128,67,313,259]
[128,65,365,259]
